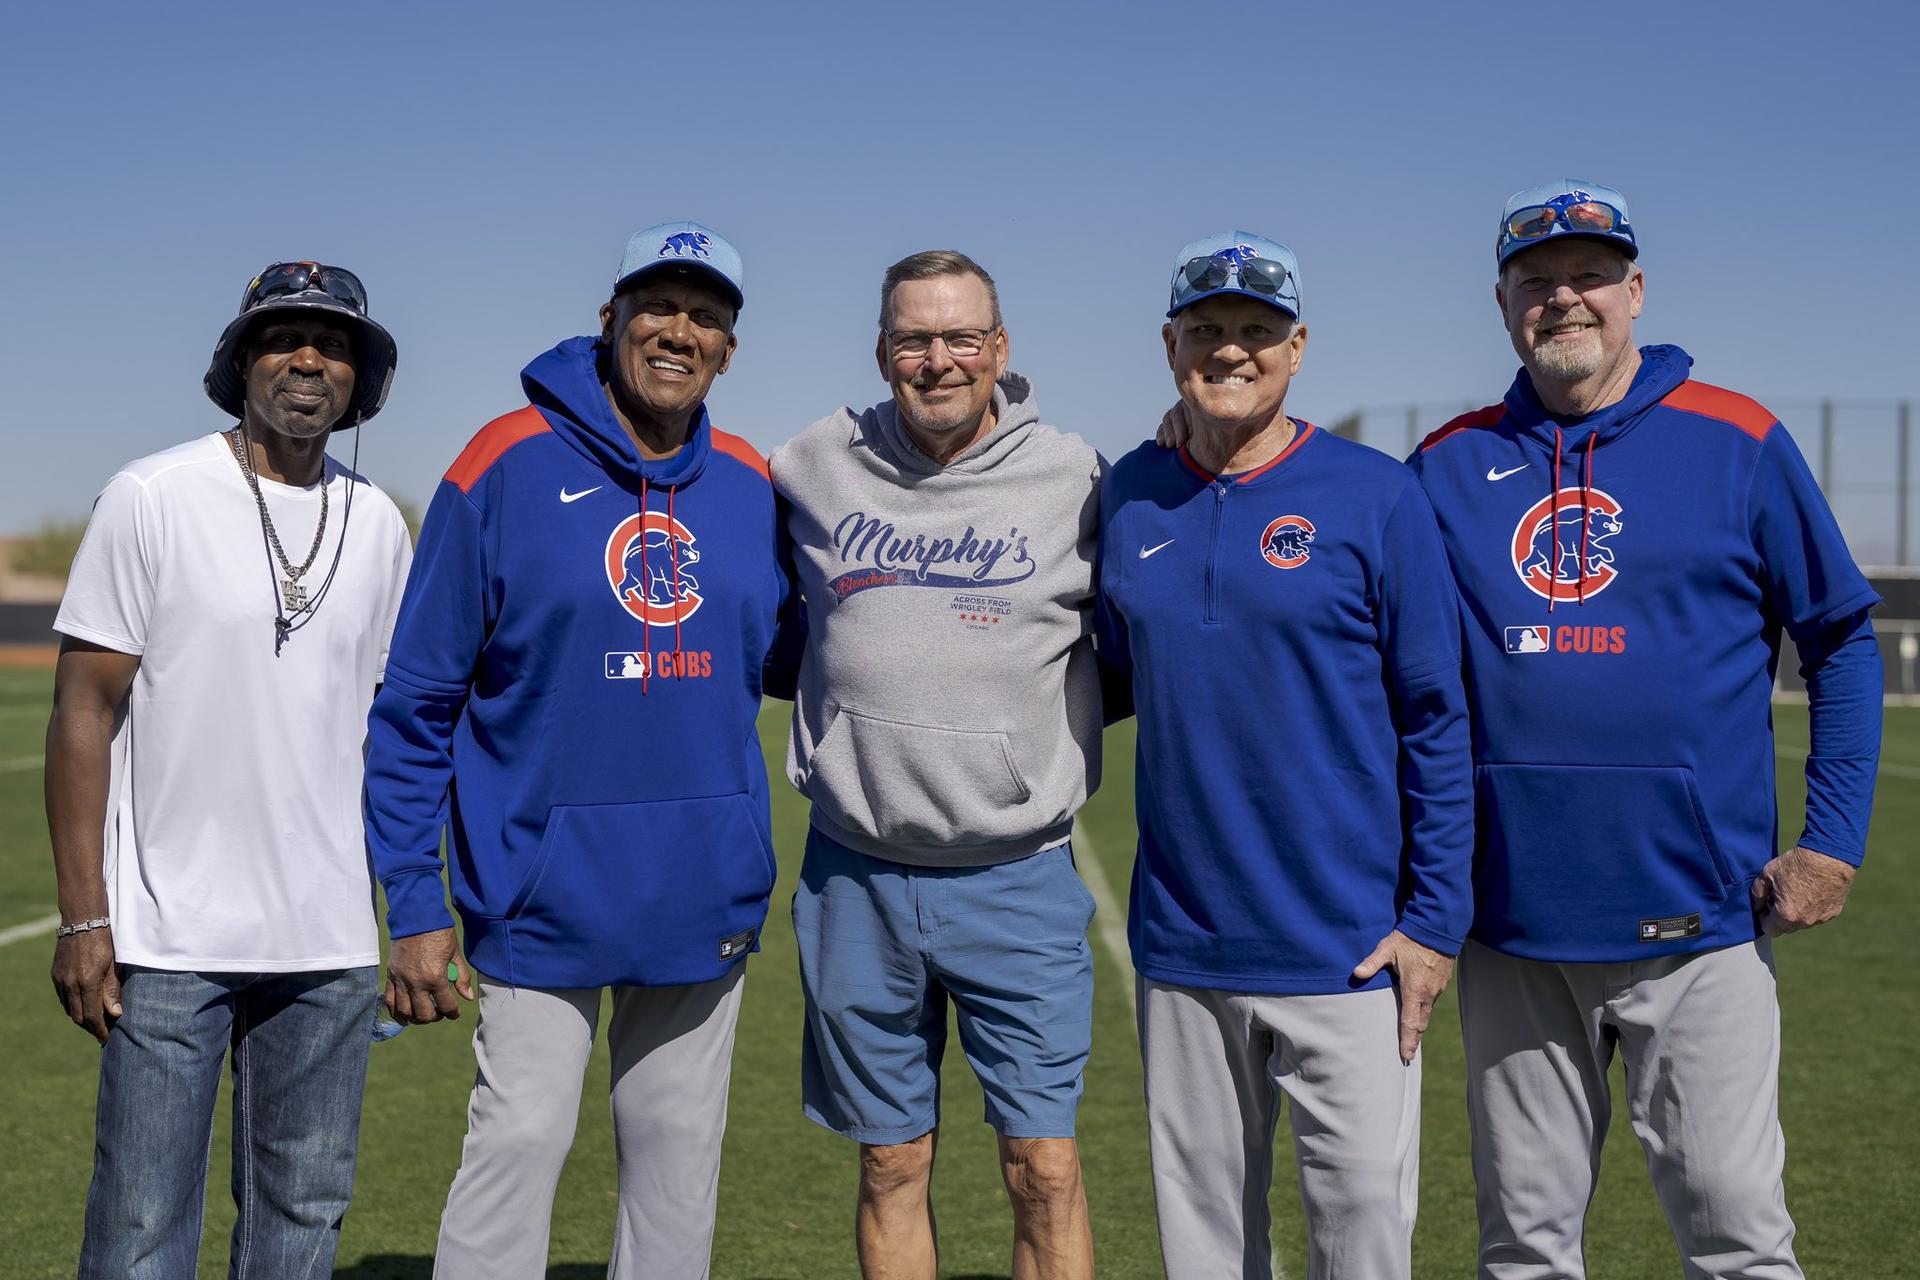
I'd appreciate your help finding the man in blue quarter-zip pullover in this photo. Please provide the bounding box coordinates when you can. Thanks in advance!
[362,222,798,1280]
[1100,232,1475,1280]
[1410,181,1882,1279]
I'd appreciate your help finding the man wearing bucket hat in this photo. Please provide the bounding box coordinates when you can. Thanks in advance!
[47,261,412,1277]
[1101,233,1474,1278]
[363,221,799,1278]
[1408,181,1883,1276]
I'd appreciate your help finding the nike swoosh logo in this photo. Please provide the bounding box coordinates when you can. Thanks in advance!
[559,486,602,503]
[1486,464,1530,482]
[1139,539,1175,559]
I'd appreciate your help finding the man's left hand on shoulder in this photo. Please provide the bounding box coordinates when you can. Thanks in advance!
[1750,846,1858,937]
[1353,929,1456,1065]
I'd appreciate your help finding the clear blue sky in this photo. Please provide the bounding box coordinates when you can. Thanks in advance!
[4,2,1916,559]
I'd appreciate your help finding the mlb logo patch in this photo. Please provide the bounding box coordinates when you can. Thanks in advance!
[1505,625,1550,654]
[1639,913,1702,942]
[606,651,650,679]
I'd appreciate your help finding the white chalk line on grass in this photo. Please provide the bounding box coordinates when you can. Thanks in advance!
[1071,817,1136,1020]
[1,755,46,773]
[0,914,59,947]
[1070,819,1293,1278]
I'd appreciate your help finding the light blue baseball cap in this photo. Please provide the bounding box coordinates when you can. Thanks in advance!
[1166,231,1302,319]
[613,220,744,310]
[1496,181,1637,268]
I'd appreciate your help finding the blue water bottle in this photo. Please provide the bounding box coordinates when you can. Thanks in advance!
[372,963,464,1042]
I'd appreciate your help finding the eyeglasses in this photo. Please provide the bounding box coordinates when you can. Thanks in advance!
[1170,254,1294,310]
[884,326,999,360]
[242,262,370,315]
[1502,200,1629,245]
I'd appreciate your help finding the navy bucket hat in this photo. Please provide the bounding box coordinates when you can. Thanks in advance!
[204,261,398,430]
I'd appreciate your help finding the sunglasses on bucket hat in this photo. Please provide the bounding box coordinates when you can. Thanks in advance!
[241,261,371,315]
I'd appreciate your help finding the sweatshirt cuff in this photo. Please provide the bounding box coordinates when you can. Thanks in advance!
[382,867,457,939]
[1395,915,1464,958]
[1791,836,1865,869]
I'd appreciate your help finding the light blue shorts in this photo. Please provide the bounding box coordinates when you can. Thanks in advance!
[792,828,1097,1144]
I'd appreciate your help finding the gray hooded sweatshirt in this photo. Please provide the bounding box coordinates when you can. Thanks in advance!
[770,373,1104,867]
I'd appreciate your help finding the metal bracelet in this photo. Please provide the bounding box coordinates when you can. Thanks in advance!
[56,916,111,937]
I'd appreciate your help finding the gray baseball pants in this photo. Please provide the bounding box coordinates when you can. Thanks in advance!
[1459,938,1800,1280]
[1139,978,1420,1280]
[431,966,746,1280]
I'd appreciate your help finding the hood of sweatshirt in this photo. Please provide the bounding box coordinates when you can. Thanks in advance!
[1503,343,1693,454]
[520,335,713,490]
[862,373,1044,479]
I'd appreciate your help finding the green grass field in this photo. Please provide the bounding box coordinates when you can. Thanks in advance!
[0,664,1914,1277]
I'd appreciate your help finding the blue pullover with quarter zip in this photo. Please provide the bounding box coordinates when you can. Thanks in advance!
[362,336,799,989]
[1097,423,1475,994]
[1409,344,1882,963]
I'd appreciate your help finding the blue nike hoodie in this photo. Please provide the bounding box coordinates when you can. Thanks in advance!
[1410,345,1882,962]
[364,336,797,988]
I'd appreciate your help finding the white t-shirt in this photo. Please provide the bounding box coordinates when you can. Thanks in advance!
[55,433,413,972]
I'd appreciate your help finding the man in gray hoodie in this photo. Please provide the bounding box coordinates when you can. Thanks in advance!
[770,250,1104,1280]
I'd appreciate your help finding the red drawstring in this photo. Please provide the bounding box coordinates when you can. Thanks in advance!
[633,477,690,690]
[1578,436,1595,605]
[1548,429,1563,613]
[639,475,651,694]
[669,484,684,666]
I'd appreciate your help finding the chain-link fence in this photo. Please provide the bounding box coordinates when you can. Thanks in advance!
[1331,398,1917,567]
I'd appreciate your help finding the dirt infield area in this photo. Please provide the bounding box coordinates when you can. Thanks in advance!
[0,645,58,670]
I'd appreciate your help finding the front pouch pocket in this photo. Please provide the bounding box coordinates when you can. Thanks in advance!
[1475,763,1735,954]
[805,707,1033,848]
[504,792,776,986]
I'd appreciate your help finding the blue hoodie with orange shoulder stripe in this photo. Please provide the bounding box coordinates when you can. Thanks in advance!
[1408,344,1881,963]
[363,336,801,988]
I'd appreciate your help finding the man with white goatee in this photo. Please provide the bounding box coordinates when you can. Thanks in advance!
[1410,179,1883,1278]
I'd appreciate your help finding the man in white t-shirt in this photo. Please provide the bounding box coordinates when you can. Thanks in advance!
[47,262,413,1280]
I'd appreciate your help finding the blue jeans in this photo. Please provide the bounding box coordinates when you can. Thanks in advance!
[79,965,377,1280]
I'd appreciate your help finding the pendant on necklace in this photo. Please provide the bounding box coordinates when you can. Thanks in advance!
[282,580,308,611]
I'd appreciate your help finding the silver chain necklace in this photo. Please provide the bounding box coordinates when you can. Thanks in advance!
[227,426,328,611]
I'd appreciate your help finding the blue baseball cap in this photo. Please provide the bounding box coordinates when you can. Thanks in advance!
[1496,181,1638,268]
[1166,231,1302,320]
[613,220,744,310]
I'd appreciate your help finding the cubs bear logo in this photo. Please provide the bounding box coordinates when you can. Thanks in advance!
[657,231,712,260]
[1510,487,1623,601]
[605,512,703,626]
[1260,515,1316,569]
